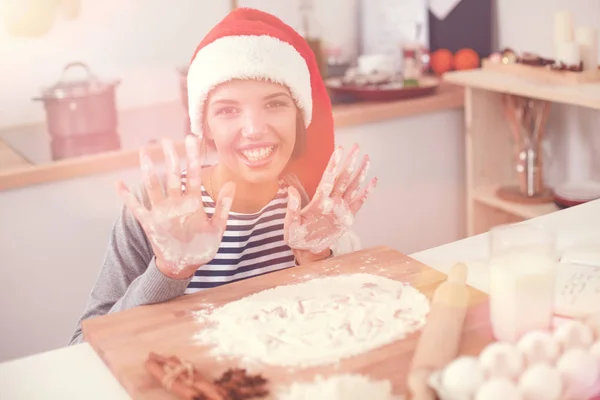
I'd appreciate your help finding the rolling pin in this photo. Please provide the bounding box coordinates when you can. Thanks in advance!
[407,263,471,400]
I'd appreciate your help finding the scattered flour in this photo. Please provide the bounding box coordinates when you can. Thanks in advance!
[195,273,430,368]
[276,374,403,400]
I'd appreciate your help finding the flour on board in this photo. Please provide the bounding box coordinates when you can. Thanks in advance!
[276,374,403,400]
[195,273,430,368]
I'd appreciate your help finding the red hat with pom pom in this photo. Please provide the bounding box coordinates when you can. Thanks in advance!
[186,7,334,198]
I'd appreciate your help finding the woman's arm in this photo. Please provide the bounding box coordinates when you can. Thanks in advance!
[68,191,193,345]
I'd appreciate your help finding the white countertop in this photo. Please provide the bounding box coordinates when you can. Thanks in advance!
[2,199,599,399]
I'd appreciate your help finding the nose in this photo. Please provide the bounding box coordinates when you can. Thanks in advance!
[241,111,267,139]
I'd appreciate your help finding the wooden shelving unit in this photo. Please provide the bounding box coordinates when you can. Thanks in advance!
[444,69,600,236]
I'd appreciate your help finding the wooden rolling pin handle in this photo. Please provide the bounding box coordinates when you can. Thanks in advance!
[407,263,471,399]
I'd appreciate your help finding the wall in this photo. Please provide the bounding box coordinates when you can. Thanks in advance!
[0,0,359,129]
[495,0,600,184]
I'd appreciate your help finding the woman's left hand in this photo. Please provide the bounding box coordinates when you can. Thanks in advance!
[283,144,377,255]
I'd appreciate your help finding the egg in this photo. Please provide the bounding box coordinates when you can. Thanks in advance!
[518,364,563,400]
[556,348,599,399]
[479,341,525,379]
[517,330,561,365]
[586,312,600,339]
[475,377,522,400]
[553,320,594,350]
[442,356,486,399]
[591,340,600,361]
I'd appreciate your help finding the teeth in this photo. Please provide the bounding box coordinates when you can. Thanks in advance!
[241,146,274,162]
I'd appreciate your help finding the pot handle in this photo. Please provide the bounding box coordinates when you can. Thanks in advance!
[58,61,99,84]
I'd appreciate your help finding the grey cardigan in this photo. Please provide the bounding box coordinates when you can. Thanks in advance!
[68,174,311,345]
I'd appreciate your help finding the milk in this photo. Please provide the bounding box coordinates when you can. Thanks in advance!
[489,247,556,342]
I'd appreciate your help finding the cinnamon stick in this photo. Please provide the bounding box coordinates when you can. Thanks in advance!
[145,357,200,400]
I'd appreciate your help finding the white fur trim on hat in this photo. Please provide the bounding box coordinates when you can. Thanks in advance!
[187,35,313,137]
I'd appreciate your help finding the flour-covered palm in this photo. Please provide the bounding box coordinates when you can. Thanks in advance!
[116,136,235,279]
[284,144,377,254]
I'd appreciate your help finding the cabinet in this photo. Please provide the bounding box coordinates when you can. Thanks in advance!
[444,69,600,236]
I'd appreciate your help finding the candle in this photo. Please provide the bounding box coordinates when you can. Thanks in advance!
[554,11,574,44]
[575,27,598,71]
[556,42,580,66]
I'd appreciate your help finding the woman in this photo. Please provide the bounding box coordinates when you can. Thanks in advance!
[69,8,376,344]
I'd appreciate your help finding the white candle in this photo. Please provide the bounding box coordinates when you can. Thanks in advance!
[556,42,580,66]
[575,27,598,71]
[554,11,574,44]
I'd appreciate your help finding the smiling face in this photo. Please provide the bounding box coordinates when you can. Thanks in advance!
[204,79,300,184]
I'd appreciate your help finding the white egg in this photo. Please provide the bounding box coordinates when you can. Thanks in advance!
[517,330,560,365]
[442,356,486,399]
[591,340,600,363]
[475,377,522,400]
[479,341,525,379]
[518,364,563,400]
[556,348,599,399]
[585,312,600,339]
[553,320,594,350]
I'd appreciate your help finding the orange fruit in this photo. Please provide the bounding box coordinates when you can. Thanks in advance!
[454,48,480,70]
[430,49,454,75]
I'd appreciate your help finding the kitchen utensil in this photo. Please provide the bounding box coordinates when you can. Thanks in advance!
[407,262,470,400]
[82,246,493,400]
[325,76,440,102]
[33,62,121,139]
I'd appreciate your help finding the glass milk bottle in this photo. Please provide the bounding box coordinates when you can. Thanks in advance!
[488,224,557,342]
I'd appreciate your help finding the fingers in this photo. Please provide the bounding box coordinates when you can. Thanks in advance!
[139,148,164,206]
[210,182,236,233]
[308,146,343,211]
[332,143,360,198]
[115,180,151,228]
[283,186,302,243]
[349,177,377,215]
[184,134,204,197]
[343,155,370,204]
[162,138,182,198]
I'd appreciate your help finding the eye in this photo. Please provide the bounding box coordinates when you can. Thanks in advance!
[266,99,290,109]
[215,106,239,116]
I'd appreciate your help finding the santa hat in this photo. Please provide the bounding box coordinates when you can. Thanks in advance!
[186,7,334,198]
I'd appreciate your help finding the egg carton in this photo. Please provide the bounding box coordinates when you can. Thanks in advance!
[427,317,600,400]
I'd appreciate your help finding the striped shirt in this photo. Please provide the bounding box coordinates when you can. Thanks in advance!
[183,179,296,294]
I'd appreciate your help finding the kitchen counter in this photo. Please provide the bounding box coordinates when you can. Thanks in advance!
[1,198,599,399]
[0,82,463,191]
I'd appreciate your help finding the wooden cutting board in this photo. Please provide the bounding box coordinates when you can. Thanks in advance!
[82,246,494,399]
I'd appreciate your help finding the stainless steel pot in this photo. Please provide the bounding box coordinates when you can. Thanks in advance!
[33,62,121,138]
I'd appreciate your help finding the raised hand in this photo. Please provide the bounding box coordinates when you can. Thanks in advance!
[115,136,236,279]
[283,144,377,254]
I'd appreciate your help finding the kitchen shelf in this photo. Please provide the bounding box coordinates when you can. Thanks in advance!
[473,185,559,220]
[444,69,600,110]
[445,68,592,236]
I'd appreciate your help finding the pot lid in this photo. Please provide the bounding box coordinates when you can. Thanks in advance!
[40,62,120,99]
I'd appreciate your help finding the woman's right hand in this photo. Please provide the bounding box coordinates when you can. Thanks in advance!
[115,136,236,280]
